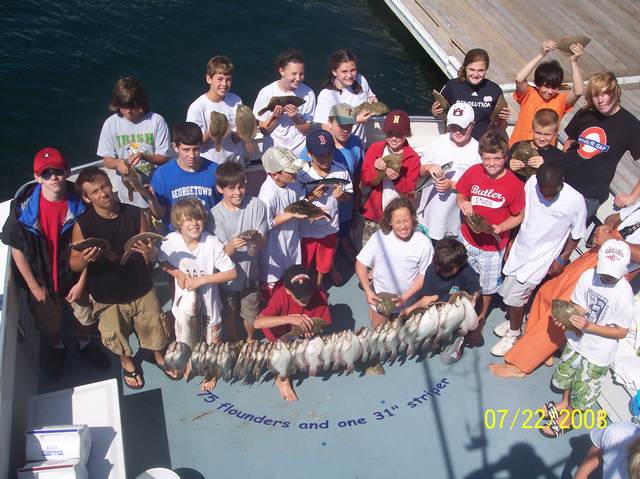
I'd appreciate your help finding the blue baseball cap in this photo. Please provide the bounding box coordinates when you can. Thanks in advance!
[306,130,336,157]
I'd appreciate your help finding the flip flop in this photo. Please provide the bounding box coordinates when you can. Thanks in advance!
[540,417,572,438]
[122,366,145,390]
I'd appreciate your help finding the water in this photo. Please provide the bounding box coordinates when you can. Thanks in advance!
[0,0,445,200]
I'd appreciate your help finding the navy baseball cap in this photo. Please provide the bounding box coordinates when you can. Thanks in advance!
[306,130,336,157]
[283,264,314,300]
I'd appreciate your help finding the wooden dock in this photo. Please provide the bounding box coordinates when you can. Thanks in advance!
[385,0,640,194]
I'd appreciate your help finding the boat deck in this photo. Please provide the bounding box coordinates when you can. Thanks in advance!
[34,261,592,478]
[385,0,640,195]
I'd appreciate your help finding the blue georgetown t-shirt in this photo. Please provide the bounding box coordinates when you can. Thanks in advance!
[151,158,220,228]
[419,263,481,302]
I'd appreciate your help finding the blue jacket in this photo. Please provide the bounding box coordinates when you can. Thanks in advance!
[0,182,85,295]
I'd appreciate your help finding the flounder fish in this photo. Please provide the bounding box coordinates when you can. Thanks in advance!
[301,177,350,187]
[174,289,204,349]
[285,200,332,220]
[237,229,263,257]
[70,237,118,262]
[286,317,326,338]
[556,35,591,54]
[466,213,501,242]
[375,292,397,317]
[511,141,539,177]
[376,153,403,181]
[415,161,454,192]
[121,162,163,217]
[209,111,229,152]
[432,90,450,126]
[235,104,257,141]
[257,96,305,116]
[353,101,390,116]
[551,299,583,332]
[490,94,508,124]
[120,232,165,265]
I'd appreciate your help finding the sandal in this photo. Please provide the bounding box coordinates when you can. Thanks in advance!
[122,366,145,390]
[540,417,572,438]
[538,401,560,421]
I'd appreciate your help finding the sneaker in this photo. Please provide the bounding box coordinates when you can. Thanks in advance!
[493,320,511,338]
[78,340,111,370]
[46,346,66,381]
[440,337,465,364]
[490,331,521,357]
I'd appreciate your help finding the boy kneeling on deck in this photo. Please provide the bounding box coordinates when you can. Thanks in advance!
[254,264,332,402]
[70,166,167,390]
[541,239,633,438]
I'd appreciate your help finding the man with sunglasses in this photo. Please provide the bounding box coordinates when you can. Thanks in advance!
[0,148,110,379]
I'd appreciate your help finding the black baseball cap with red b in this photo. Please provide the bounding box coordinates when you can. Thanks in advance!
[283,264,314,300]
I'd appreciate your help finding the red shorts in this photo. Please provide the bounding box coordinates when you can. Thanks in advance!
[301,234,338,274]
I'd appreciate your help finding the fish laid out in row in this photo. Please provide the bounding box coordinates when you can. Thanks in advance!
[164,292,479,385]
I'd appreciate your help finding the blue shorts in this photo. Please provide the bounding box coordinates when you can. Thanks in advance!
[338,219,353,238]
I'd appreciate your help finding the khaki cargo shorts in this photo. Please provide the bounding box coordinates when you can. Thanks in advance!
[220,283,261,326]
[94,288,167,357]
[354,213,379,250]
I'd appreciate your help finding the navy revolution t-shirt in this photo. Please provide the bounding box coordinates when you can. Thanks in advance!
[564,107,640,201]
[418,263,481,302]
[441,78,504,141]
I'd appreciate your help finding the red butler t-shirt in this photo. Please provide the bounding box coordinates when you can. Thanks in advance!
[39,194,68,292]
[258,286,332,341]
[456,164,525,252]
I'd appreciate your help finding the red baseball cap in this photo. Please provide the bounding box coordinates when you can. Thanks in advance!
[382,110,411,136]
[33,147,68,176]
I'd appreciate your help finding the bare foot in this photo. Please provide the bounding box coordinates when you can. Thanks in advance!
[121,357,144,388]
[545,357,554,367]
[275,377,298,401]
[200,377,217,392]
[489,363,526,378]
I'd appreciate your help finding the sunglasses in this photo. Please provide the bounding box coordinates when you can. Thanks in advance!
[40,168,65,180]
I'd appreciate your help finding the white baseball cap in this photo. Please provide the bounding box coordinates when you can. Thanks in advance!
[447,102,475,129]
[261,146,305,174]
[596,239,630,280]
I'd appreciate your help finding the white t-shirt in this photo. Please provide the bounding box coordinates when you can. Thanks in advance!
[503,177,587,284]
[590,420,640,479]
[258,175,304,283]
[357,229,433,296]
[313,74,375,141]
[568,268,634,367]
[158,231,235,326]
[253,81,316,156]
[417,134,481,240]
[96,112,171,207]
[297,162,353,239]
[186,92,243,164]
[618,201,640,273]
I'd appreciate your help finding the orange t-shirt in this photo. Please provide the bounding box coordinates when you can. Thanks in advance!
[509,86,572,146]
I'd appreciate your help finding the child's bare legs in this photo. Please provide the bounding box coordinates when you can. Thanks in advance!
[275,376,297,401]
[369,308,388,329]
[316,272,324,289]
[244,320,255,342]
[467,294,492,346]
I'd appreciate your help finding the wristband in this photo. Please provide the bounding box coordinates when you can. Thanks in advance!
[556,256,567,266]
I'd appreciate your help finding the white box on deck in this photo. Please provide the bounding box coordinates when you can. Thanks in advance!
[27,379,126,479]
[17,459,88,479]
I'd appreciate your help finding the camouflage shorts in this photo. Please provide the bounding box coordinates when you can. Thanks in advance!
[552,344,609,410]
[354,214,380,250]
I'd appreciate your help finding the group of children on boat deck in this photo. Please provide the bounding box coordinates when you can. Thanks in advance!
[3,40,640,451]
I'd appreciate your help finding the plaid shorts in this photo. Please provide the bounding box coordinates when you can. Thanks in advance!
[459,235,504,294]
[552,344,609,410]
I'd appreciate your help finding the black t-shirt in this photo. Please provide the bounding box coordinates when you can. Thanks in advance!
[441,78,504,141]
[418,264,481,302]
[563,107,640,200]
[77,203,152,303]
[508,141,566,180]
